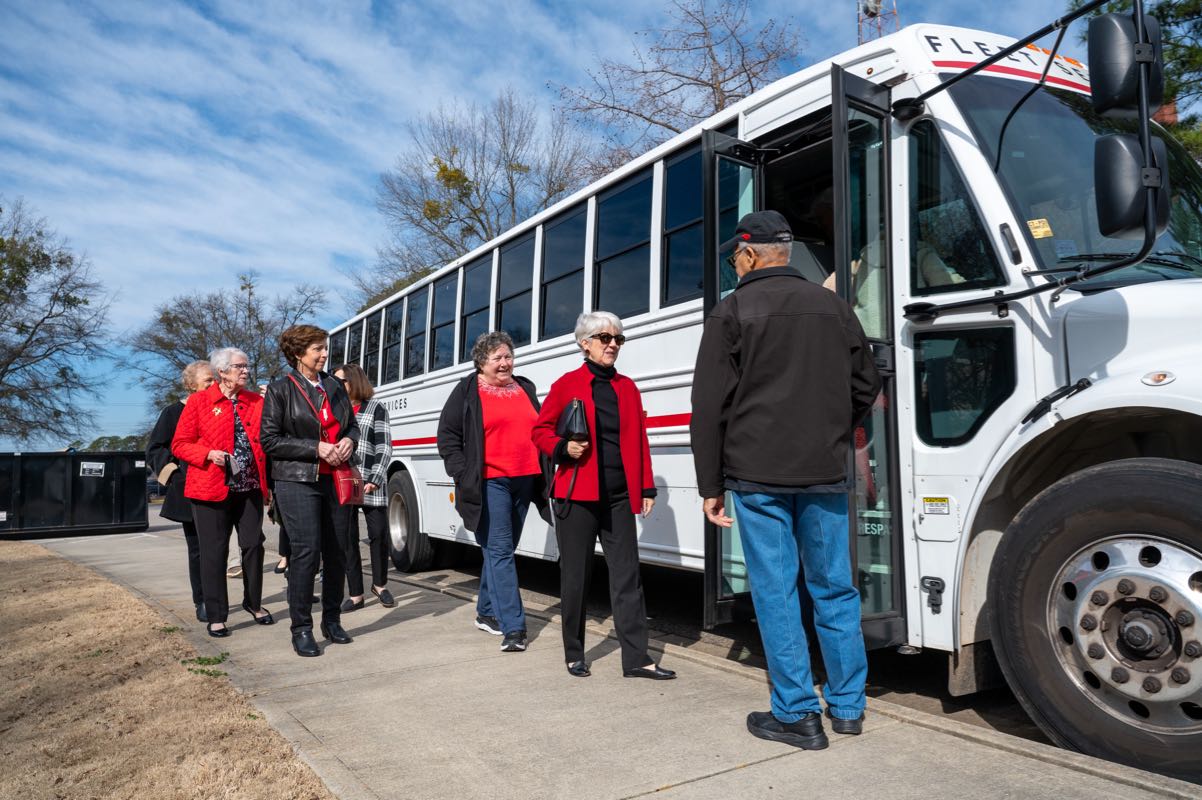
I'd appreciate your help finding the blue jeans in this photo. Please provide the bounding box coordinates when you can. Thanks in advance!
[731,491,866,722]
[474,476,536,634]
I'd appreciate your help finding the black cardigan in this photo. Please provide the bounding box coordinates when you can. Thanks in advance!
[146,401,192,524]
[436,372,547,532]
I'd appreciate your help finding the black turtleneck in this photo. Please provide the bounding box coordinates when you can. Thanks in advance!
[586,359,628,501]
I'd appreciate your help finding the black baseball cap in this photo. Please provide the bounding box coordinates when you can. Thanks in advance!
[719,210,793,252]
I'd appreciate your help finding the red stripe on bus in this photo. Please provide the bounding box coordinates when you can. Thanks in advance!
[392,436,438,447]
[646,413,691,428]
[390,413,691,447]
[931,60,1091,94]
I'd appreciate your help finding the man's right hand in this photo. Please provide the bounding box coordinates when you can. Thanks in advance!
[703,496,733,528]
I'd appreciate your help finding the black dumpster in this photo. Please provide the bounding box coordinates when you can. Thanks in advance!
[0,451,149,536]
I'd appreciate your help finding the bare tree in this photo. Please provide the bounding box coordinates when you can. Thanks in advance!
[128,272,325,407]
[560,0,803,160]
[363,88,594,312]
[0,198,109,444]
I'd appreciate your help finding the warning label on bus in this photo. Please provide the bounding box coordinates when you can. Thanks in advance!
[922,497,951,515]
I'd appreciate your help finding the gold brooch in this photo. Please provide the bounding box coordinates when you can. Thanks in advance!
[213,408,221,415]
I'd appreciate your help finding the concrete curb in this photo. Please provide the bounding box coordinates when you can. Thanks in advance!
[391,571,1201,800]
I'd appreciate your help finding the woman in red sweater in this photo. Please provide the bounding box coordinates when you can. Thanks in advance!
[172,347,272,637]
[532,311,674,680]
[437,331,545,653]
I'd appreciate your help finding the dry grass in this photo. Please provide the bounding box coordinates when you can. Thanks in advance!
[0,540,335,800]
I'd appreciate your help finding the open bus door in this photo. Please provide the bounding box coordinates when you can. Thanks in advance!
[832,64,906,649]
[701,127,763,627]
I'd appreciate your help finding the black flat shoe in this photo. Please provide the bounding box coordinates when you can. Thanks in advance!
[241,601,275,625]
[195,603,207,623]
[371,587,396,608]
[206,623,230,638]
[340,597,364,613]
[825,709,864,735]
[566,661,591,677]
[623,664,676,680]
[292,630,321,657]
[273,560,288,574]
[320,621,353,644]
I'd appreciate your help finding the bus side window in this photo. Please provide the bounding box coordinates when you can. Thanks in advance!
[364,311,381,383]
[662,147,703,306]
[541,205,586,339]
[383,298,403,384]
[330,327,348,367]
[460,254,491,362]
[404,289,428,379]
[499,235,534,347]
[914,327,1016,446]
[909,120,1006,296]
[595,168,652,318]
[346,321,364,366]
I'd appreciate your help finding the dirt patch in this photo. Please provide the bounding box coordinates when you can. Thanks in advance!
[0,540,335,800]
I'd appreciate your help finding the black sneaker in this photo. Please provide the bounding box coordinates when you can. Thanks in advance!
[746,711,829,750]
[474,615,502,635]
[825,709,864,735]
[501,630,527,652]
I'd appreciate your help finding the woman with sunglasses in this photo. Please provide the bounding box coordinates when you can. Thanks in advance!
[172,347,272,636]
[532,311,674,680]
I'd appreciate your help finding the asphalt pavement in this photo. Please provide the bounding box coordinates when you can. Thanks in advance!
[37,521,1201,800]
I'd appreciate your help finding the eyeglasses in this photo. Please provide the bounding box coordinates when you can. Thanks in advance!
[725,248,748,269]
[591,333,626,346]
[226,363,250,372]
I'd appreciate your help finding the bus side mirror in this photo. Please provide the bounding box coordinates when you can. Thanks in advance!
[1095,134,1170,239]
[1088,13,1163,117]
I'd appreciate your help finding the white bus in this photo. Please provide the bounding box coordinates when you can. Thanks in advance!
[331,7,1201,780]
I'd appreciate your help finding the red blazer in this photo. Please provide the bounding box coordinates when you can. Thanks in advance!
[172,383,269,503]
[532,362,654,515]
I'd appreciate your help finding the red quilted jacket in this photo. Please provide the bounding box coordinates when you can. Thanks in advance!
[172,383,269,502]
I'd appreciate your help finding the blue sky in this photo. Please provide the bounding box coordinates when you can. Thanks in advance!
[0,0,1067,445]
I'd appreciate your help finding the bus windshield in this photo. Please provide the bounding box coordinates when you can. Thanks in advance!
[946,74,1202,289]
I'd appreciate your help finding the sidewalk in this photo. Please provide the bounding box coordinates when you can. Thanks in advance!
[40,523,1198,800]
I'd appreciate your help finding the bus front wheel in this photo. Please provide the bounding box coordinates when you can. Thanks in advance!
[989,457,1202,783]
[387,470,433,572]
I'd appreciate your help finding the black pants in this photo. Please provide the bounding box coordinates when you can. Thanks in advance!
[555,497,650,672]
[182,519,203,606]
[274,475,350,633]
[278,520,291,559]
[345,505,389,596]
[193,491,265,623]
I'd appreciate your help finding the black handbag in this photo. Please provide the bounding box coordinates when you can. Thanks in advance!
[552,398,589,520]
[556,398,589,442]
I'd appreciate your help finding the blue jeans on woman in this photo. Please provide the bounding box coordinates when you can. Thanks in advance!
[730,491,866,723]
[474,475,536,635]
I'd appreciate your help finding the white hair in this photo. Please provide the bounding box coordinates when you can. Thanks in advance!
[181,360,215,391]
[575,311,623,349]
[738,240,793,263]
[209,347,248,373]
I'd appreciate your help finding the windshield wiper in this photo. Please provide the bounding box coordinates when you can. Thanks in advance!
[1022,252,1196,275]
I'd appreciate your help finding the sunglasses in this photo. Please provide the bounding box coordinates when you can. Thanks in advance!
[591,333,626,346]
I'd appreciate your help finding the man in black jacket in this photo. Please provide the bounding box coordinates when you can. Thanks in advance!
[690,210,880,750]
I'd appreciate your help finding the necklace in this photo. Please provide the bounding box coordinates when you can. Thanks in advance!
[477,376,520,396]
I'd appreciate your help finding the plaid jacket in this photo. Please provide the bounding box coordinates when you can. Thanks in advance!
[354,398,392,507]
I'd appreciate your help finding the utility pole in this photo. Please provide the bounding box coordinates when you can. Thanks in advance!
[858,0,900,44]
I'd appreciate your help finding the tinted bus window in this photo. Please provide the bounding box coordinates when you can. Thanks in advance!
[330,328,348,366]
[663,148,704,305]
[498,235,534,346]
[461,255,491,362]
[595,170,651,318]
[364,312,381,383]
[431,273,458,371]
[347,321,364,366]
[404,289,428,378]
[382,299,403,384]
[541,205,586,339]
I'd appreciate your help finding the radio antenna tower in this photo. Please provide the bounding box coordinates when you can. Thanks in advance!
[858,0,900,44]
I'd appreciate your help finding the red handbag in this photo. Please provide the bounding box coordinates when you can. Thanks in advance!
[288,376,364,506]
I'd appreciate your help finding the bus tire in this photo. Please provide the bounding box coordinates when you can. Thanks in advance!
[989,457,1202,782]
[387,469,433,572]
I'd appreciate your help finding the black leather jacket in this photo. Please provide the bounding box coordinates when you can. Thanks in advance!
[261,368,360,484]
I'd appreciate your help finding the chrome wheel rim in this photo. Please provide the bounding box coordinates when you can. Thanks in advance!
[388,488,408,553]
[1049,535,1202,733]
